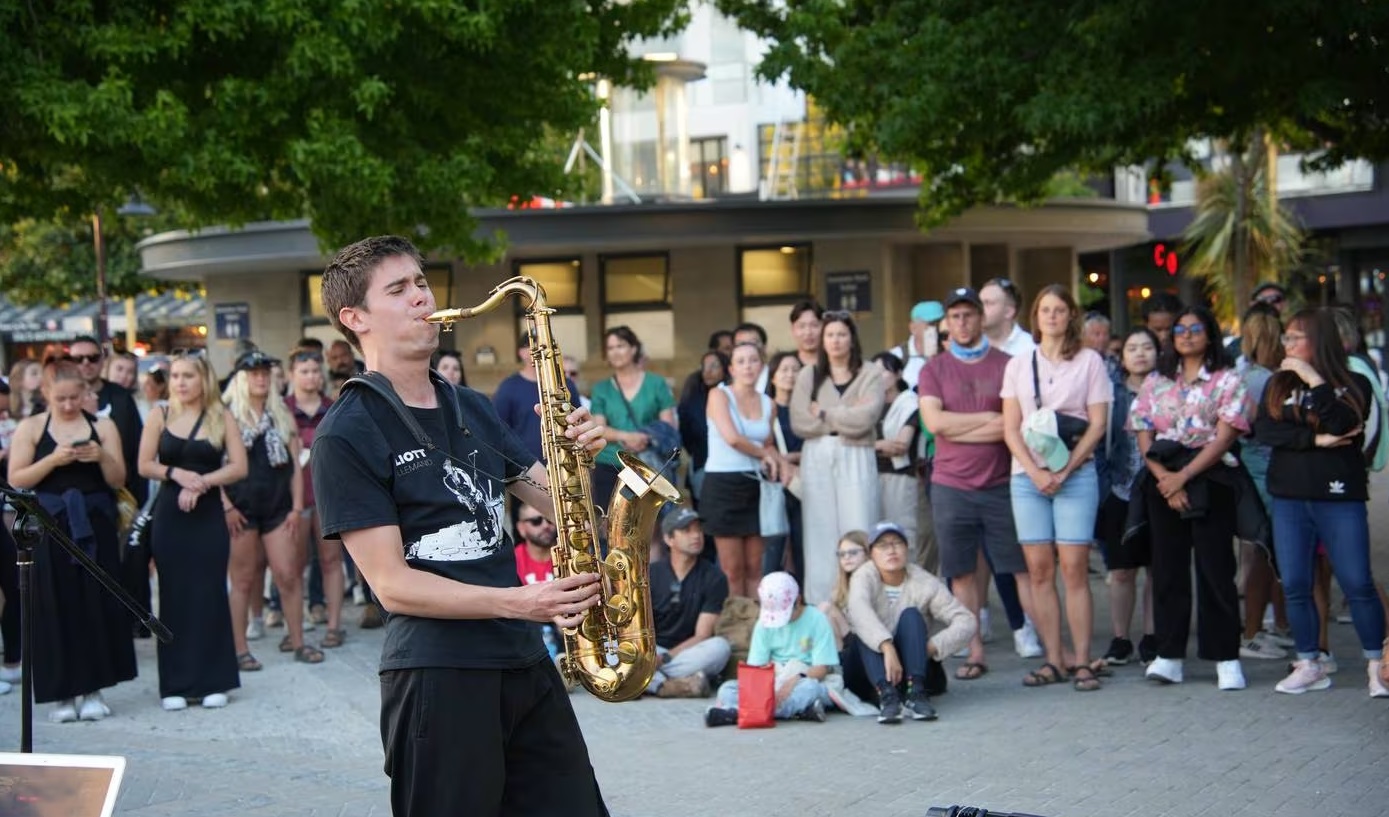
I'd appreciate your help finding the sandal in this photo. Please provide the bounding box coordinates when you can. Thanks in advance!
[279,635,294,653]
[1070,665,1101,692]
[322,628,346,649]
[955,662,989,680]
[294,645,325,664]
[236,653,262,672]
[1088,659,1114,678]
[1022,663,1067,687]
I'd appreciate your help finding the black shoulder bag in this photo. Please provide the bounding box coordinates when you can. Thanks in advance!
[1032,351,1090,450]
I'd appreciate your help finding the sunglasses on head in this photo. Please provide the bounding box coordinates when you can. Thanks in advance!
[1257,293,1286,305]
[291,350,323,363]
[171,348,206,359]
[822,310,854,322]
[986,277,1018,293]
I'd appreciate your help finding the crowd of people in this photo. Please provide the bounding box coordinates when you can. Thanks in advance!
[1,272,1388,731]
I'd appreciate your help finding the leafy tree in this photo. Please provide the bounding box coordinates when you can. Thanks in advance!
[716,0,1389,224]
[1,0,684,263]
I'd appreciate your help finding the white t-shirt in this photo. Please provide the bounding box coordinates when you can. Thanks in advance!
[995,323,1037,358]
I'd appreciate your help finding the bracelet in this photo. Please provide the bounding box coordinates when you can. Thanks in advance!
[166,465,175,481]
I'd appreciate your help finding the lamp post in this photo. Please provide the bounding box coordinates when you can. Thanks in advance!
[92,195,157,352]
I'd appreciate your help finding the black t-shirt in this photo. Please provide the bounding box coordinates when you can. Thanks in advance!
[649,558,729,649]
[312,380,543,671]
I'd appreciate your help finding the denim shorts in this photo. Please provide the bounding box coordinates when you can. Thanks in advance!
[1009,461,1100,546]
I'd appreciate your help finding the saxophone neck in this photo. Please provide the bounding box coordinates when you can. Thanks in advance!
[426,277,548,327]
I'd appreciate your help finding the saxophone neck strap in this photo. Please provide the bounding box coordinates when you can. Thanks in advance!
[341,368,461,451]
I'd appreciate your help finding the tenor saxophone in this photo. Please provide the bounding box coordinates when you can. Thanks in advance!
[427,276,680,702]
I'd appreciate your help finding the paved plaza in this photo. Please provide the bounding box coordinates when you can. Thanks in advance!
[3,530,1389,816]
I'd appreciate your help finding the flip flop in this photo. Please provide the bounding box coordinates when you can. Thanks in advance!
[955,662,989,680]
[1022,663,1067,687]
[236,653,262,672]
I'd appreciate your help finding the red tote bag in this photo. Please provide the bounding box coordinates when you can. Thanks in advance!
[736,662,776,729]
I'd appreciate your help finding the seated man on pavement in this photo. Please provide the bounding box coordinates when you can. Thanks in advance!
[846,522,975,724]
[513,504,563,660]
[647,507,732,698]
[705,571,839,726]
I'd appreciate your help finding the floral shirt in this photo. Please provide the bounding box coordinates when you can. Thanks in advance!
[1129,366,1252,448]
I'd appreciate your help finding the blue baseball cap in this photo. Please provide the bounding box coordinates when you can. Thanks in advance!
[910,301,945,323]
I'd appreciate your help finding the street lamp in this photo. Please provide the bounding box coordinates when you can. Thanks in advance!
[92,195,157,352]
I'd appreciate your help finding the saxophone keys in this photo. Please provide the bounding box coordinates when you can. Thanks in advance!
[604,593,634,626]
[615,641,639,666]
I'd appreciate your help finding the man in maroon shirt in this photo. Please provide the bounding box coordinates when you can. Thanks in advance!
[918,288,1039,679]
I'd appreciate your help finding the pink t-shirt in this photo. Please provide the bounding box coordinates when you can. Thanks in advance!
[1000,347,1114,474]
[918,348,1013,490]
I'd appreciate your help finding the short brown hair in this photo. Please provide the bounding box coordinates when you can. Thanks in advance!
[1028,284,1083,360]
[321,236,425,351]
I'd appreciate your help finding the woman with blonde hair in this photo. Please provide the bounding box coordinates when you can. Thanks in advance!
[138,350,247,710]
[222,351,314,669]
[7,356,135,722]
[9,360,43,419]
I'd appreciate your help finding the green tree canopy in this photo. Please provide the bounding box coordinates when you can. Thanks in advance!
[1,0,683,264]
[717,0,1389,224]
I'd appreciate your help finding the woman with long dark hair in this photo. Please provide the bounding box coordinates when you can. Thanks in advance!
[589,326,677,510]
[1255,308,1387,696]
[677,349,728,503]
[1001,285,1111,691]
[1130,305,1253,691]
[790,311,883,605]
[762,351,804,581]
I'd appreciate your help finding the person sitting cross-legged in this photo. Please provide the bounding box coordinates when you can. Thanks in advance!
[846,522,976,724]
[647,507,732,698]
[705,572,838,726]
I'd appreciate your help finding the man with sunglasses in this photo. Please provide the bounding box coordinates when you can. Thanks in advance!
[646,507,730,698]
[980,278,1037,357]
[69,336,149,632]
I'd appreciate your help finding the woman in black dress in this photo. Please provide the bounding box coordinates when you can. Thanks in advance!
[6,356,135,722]
[137,352,247,711]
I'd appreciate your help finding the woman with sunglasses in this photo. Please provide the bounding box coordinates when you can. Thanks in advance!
[1130,306,1255,691]
[1255,309,1387,696]
[284,348,347,648]
[137,351,248,710]
[790,311,884,606]
[7,356,135,722]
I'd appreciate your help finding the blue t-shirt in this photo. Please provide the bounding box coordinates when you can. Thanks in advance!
[491,372,582,465]
[746,605,839,668]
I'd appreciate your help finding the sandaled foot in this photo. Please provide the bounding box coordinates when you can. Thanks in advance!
[1070,665,1101,692]
[294,645,325,664]
[237,653,263,672]
[1088,659,1114,678]
[322,628,346,649]
[955,661,989,680]
[1022,663,1067,687]
[279,635,294,653]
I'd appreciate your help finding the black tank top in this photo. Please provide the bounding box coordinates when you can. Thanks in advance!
[33,412,107,494]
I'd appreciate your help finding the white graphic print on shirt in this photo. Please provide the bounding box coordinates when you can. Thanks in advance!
[404,453,506,562]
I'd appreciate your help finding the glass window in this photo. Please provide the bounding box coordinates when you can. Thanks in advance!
[514,259,582,310]
[691,137,729,199]
[303,267,452,321]
[602,254,670,308]
[740,245,811,301]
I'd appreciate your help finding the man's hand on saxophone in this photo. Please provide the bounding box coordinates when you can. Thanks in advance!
[535,403,609,456]
[508,573,604,629]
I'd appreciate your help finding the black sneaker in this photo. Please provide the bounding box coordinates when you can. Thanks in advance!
[703,707,738,728]
[1137,634,1159,664]
[1103,637,1135,666]
[796,699,827,722]
[877,688,903,725]
[903,679,937,721]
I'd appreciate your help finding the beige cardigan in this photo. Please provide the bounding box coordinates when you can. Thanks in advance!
[789,363,885,447]
[845,563,976,660]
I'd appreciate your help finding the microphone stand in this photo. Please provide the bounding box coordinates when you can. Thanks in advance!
[0,485,172,753]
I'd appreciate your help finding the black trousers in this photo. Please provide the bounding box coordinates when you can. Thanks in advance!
[0,527,20,663]
[380,660,610,817]
[1144,479,1241,662]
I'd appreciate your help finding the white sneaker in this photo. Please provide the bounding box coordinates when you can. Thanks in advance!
[79,693,111,721]
[1216,660,1247,691]
[979,608,994,644]
[1318,651,1339,674]
[1369,661,1389,699]
[245,616,265,641]
[201,693,229,708]
[1276,659,1331,694]
[352,584,368,606]
[0,680,11,695]
[1146,657,1184,684]
[1257,629,1295,649]
[1013,621,1044,659]
[160,696,188,711]
[49,699,78,723]
[1239,637,1286,660]
[0,665,19,683]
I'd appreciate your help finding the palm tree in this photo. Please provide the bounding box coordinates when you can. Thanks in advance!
[1181,131,1304,328]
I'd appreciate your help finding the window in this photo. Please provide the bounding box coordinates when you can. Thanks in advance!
[739,244,813,353]
[691,137,729,199]
[601,254,670,310]
[513,259,582,311]
[303,267,452,323]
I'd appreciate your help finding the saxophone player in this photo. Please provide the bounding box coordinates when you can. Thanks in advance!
[311,236,613,817]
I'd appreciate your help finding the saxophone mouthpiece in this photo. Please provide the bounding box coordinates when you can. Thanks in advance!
[425,307,468,330]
